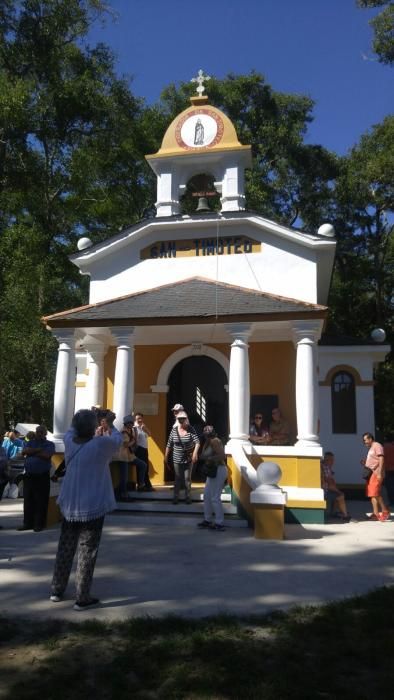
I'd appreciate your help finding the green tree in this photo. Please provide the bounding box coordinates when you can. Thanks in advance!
[0,0,158,427]
[327,116,394,436]
[328,116,393,335]
[357,0,394,65]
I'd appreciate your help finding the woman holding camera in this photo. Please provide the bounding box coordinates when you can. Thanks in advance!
[198,425,228,531]
[50,409,122,610]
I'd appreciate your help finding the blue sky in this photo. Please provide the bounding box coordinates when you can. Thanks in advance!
[87,0,393,155]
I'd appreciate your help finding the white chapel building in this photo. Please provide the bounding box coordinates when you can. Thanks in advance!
[43,74,389,525]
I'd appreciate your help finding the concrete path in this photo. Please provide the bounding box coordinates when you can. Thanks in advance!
[0,499,393,621]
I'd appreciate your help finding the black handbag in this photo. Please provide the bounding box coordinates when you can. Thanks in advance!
[362,466,373,481]
[202,461,218,479]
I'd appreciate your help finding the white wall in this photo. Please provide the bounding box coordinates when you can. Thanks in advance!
[87,222,318,305]
[74,353,89,412]
[319,385,375,485]
[318,346,389,486]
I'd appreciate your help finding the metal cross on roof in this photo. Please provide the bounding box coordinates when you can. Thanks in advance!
[191,69,211,96]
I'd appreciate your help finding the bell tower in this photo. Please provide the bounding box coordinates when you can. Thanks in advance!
[146,70,252,217]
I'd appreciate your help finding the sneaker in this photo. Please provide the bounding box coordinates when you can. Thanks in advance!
[73,597,100,611]
[379,511,391,521]
[185,498,192,505]
[209,523,225,531]
[197,520,211,528]
[368,514,380,521]
[50,594,63,603]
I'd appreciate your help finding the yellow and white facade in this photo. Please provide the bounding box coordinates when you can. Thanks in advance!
[43,80,389,526]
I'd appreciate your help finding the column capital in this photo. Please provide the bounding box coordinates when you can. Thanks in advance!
[111,327,135,346]
[52,329,75,347]
[83,339,107,361]
[225,323,252,344]
[292,320,322,346]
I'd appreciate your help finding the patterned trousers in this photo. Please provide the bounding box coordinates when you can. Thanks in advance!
[51,516,104,603]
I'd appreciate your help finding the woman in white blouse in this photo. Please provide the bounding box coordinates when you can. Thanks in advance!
[50,409,122,610]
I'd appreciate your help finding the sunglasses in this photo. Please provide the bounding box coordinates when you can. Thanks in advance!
[254,416,263,419]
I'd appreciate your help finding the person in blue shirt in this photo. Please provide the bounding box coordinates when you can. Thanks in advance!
[17,425,55,532]
[0,430,9,514]
[2,430,23,459]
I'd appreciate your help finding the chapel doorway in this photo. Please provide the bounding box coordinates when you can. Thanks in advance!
[165,356,228,481]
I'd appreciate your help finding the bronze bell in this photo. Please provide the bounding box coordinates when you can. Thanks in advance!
[196,196,210,212]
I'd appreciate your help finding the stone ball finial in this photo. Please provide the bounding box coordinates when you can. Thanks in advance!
[371,328,386,343]
[77,237,93,251]
[318,223,335,238]
[256,461,282,487]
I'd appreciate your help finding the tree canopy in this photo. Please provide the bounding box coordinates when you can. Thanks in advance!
[0,0,392,436]
[357,0,394,65]
[0,0,157,426]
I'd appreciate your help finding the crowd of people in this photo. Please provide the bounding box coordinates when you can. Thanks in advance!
[0,403,392,608]
[249,407,392,522]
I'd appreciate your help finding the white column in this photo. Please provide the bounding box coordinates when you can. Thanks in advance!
[155,170,180,217]
[52,330,76,439]
[226,324,251,440]
[292,322,321,447]
[84,341,106,409]
[111,327,135,430]
[221,165,246,212]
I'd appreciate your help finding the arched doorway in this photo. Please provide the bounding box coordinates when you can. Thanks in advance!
[165,356,228,480]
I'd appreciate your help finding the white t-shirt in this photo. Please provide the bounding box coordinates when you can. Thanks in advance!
[134,424,148,449]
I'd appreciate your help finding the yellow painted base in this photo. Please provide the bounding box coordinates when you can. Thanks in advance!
[228,452,325,529]
[287,499,326,509]
[51,454,65,469]
[254,504,285,540]
[47,496,62,527]
[110,462,137,488]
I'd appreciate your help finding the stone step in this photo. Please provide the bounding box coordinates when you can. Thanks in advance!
[112,509,248,528]
[115,499,238,515]
[121,486,232,502]
[113,485,248,528]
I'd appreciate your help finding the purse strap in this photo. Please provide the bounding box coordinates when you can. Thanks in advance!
[65,442,85,469]
[176,427,192,461]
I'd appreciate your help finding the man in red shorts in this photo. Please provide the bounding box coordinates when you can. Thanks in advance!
[361,432,390,521]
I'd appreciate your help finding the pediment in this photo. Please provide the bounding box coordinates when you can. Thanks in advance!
[69,212,336,308]
[71,212,334,269]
